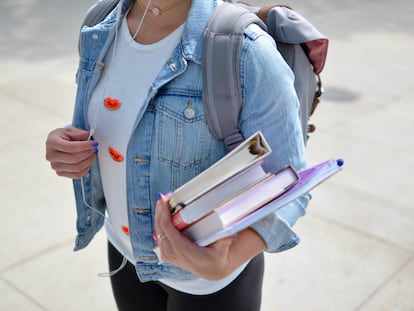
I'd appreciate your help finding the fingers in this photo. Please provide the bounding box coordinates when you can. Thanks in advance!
[154,193,193,261]
[45,127,98,179]
[46,127,95,155]
[153,193,242,279]
[155,192,177,241]
[50,152,97,178]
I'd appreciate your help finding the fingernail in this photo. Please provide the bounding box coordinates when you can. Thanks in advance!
[91,141,99,147]
[157,192,163,200]
[94,148,99,155]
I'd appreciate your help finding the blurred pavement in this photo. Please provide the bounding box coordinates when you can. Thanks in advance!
[1,0,413,310]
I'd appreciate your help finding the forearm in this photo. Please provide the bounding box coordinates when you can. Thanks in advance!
[187,228,265,281]
[227,228,266,272]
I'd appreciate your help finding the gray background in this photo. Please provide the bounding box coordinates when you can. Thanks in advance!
[1,0,413,310]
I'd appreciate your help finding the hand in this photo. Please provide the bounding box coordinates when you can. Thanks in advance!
[155,193,266,280]
[45,127,98,179]
[155,193,236,280]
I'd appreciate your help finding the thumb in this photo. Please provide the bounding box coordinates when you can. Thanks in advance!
[63,127,91,141]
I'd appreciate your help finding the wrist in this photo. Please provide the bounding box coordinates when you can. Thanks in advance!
[199,229,265,281]
[227,228,265,268]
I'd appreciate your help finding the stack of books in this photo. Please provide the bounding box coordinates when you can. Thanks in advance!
[159,131,343,247]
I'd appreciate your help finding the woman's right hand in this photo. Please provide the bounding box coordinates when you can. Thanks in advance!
[45,127,98,179]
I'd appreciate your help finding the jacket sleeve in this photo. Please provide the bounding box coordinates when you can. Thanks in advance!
[239,24,311,252]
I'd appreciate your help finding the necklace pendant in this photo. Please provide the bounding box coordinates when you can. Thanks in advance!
[151,7,161,16]
[138,0,186,17]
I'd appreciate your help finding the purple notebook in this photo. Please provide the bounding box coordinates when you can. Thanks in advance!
[195,158,344,246]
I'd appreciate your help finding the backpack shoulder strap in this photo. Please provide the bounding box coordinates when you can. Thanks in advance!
[202,3,266,150]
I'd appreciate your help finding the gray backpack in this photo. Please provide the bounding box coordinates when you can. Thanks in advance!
[81,0,329,150]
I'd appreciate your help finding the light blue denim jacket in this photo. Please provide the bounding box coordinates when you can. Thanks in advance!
[72,0,310,282]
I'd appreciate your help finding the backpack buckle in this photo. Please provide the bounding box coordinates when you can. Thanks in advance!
[224,132,245,151]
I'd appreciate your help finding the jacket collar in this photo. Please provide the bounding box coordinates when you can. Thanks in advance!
[181,0,217,63]
[118,0,217,64]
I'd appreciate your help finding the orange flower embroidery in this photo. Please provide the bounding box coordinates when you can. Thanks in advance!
[121,226,130,236]
[109,147,124,162]
[104,97,121,110]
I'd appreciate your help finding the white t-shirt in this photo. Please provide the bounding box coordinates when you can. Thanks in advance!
[89,15,184,265]
[88,15,246,295]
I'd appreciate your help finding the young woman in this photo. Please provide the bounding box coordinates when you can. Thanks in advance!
[45,0,309,310]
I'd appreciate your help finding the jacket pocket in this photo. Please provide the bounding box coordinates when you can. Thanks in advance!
[154,93,215,171]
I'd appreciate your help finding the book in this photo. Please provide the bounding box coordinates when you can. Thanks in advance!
[172,163,268,230]
[181,165,299,241]
[192,158,344,246]
[169,131,271,212]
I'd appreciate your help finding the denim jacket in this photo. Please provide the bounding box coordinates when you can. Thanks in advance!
[72,0,310,282]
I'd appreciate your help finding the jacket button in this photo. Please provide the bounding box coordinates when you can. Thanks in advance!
[184,107,195,119]
[132,208,151,214]
[133,157,149,163]
[184,98,195,119]
[139,255,157,260]
[167,61,177,71]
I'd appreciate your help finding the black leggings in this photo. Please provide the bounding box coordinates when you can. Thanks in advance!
[108,242,264,311]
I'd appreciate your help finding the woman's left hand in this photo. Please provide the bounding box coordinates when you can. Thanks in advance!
[155,192,242,280]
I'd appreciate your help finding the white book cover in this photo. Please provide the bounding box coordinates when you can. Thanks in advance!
[169,131,271,210]
[172,164,268,230]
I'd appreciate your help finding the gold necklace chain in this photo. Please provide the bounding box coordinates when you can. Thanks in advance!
[138,0,187,16]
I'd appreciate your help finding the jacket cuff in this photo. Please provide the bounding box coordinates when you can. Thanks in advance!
[250,212,300,253]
